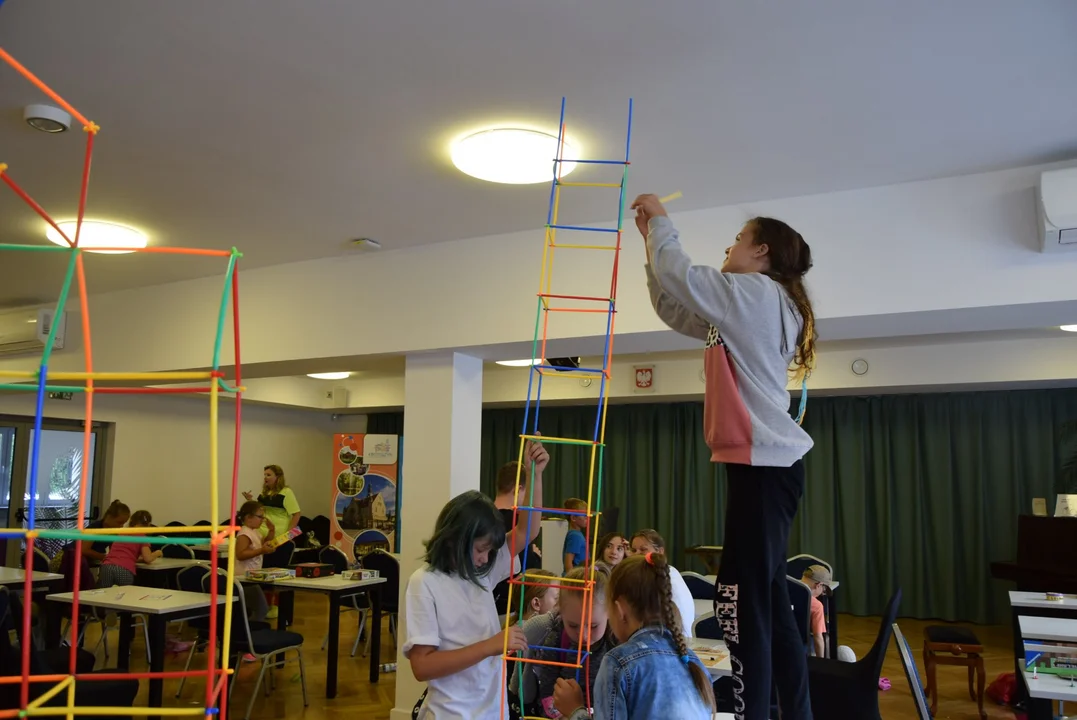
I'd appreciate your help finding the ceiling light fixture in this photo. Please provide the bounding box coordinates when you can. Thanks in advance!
[451,128,577,184]
[45,220,147,254]
[1061,325,1077,333]
[307,372,351,380]
[24,104,71,133]
[496,359,542,367]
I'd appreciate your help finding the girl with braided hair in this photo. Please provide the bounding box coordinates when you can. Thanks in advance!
[553,553,714,719]
[633,194,816,719]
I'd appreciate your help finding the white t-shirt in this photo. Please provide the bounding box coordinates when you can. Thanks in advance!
[403,544,515,720]
[668,566,695,639]
[235,526,263,576]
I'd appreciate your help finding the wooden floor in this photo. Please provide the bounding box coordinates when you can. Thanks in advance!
[104,596,1022,719]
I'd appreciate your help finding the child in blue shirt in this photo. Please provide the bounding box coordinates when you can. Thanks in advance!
[561,498,589,572]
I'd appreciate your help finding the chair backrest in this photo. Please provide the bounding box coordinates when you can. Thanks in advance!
[176,566,209,594]
[860,588,903,677]
[892,623,932,719]
[311,515,331,546]
[162,541,195,560]
[23,547,51,573]
[58,546,96,593]
[319,545,350,573]
[361,550,399,611]
[786,576,813,652]
[786,554,832,580]
[692,612,723,640]
[202,570,253,649]
[166,520,186,527]
[680,571,715,600]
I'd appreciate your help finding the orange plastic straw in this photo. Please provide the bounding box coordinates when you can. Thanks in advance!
[83,246,233,256]
[0,48,94,130]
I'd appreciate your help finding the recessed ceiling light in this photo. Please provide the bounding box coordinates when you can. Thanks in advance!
[45,220,147,254]
[1061,325,1077,333]
[24,104,71,133]
[307,372,351,380]
[496,359,542,367]
[451,128,577,185]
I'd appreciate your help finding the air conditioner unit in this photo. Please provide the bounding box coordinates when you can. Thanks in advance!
[1037,168,1077,253]
[0,308,67,357]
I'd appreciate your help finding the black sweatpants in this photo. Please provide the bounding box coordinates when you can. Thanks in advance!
[714,460,811,720]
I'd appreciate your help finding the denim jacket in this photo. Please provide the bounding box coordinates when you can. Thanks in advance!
[570,625,712,720]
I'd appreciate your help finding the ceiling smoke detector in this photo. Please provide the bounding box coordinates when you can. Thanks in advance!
[24,104,71,133]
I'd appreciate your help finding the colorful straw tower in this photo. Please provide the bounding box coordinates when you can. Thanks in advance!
[500,98,633,718]
[0,48,243,718]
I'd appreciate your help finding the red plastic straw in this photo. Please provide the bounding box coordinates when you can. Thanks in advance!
[94,387,215,395]
[0,174,73,246]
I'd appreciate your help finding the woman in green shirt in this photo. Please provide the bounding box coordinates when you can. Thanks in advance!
[244,464,301,541]
[242,464,301,619]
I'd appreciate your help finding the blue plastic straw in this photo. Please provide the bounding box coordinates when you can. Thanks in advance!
[554,159,627,166]
[536,364,605,375]
[547,224,619,234]
[624,99,634,162]
[545,98,567,227]
[26,365,48,531]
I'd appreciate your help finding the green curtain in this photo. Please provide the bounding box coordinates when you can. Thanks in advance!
[369,387,1077,624]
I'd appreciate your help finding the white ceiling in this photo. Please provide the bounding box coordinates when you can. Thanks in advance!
[1,0,1075,305]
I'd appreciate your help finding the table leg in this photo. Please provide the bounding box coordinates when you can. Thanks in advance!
[278,589,294,631]
[369,585,382,684]
[148,615,167,712]
[326,591,341,699]
[117,614,133,672]
[827,592,839,660]
[44,600,62,649]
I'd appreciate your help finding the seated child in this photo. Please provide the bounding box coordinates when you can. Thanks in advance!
[553,553,715,720]
[519,569,559,622]
[98,510,161,588]
[511,564,617,718]
[561,499,589,572]
[801,565,832,658]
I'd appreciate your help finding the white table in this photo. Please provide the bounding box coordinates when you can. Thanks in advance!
[138,558,207,572]
[1009,590,1077,714]
[46,585,232,715]
[272,574,387,697]
[690,637,731,678]
[1022,671,1077,703]
[1019,615,1077,643]
[1012,591,1077,610]
[0,566,64,587]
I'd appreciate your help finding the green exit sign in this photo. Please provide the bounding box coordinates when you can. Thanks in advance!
[47,392,73,401]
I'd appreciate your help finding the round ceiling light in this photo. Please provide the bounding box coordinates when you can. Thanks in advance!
[45,220,147,254]
[24,104,71,133]
[307,372,351,380]
[451,128,577,184]
[1061,325,1077,333]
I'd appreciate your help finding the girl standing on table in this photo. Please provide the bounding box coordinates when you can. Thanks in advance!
[403,438,548,720]
[243,464,300,619]
[634,194,817,720]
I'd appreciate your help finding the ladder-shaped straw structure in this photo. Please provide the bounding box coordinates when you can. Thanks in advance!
[500,98,634,719]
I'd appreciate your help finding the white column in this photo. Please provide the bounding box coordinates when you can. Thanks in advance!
[391,352,483,719]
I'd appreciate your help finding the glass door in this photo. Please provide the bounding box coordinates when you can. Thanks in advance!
[0,417,107,567]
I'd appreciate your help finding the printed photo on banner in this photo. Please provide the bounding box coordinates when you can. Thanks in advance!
[330,433,400,561]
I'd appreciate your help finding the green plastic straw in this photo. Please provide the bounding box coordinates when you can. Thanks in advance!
[0,384,84,393]
[0,243,71,253]
[40,249,79,367]
[36,528,213,546]
[210,250,239,370]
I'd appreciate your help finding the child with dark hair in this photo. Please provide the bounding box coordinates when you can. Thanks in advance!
[553,553,714,719]
[634,194,817,719]
[98,509,162,588]
[82,499,131,565]
[404,438,548,720]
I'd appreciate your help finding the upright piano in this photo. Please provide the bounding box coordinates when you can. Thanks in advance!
[990,515,1077,593]
[990,514,1077,713]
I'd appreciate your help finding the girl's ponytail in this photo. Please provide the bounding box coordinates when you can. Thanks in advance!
[650,554,716,712]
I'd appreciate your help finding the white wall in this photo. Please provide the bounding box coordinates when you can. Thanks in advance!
[0,393,337,524]
[3,161,1075,376]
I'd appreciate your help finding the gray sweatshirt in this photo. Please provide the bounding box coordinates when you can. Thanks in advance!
[644,216,813,467]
